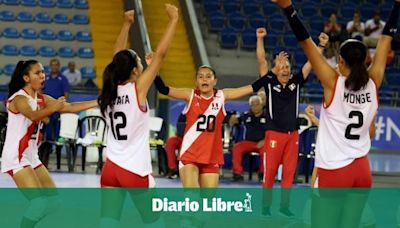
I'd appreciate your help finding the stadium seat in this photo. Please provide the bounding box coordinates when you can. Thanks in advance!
[76,31,91,42]
[17,12,34,22]
[222,1,239,15]
[301,6,319,18]
[262,2,279,16]
[243,2,260,15]
[21,0,37,6]
[58,30,74,41]
[74,0,88,9]
[203,1,220,16]
[219,27,238,49]
[249,17,266,30]
[3,64,16,76]
[241,28,257,50]
[361,6,375,21]
[36,12,52,23]
[58,47,75,58]
[3,27,19,38]
[1,45,19,56]
[78,47,94,58]
[264,34,278,48]
[295,51,307,65]
[269,18,285,32]
[3,0,19,5]
[228,12,246,32]
[39,46,57,57]
[43,65,50,74]
[57,0,73,8]
[21,28,38,39]
[53,13,69,24]
[60,66,68,72]
[320,4,337,17]
[80,66,95,79]
[20,45,37,56]
[0,11,16,21]
[208,12,225,33]
[38,0,55,8]
[72,14,88,24]
[40,29,56,40]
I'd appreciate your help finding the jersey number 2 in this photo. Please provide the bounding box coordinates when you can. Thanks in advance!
[345,111,363,140]
[196,115,216,132]
[109,111,127,140]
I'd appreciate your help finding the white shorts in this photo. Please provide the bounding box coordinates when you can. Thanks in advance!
[1,141,42,175]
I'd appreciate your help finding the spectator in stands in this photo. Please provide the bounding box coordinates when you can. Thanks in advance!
[324,13,342,51]
[346,11,365,41]
[231,95,267,182]
[255,27,329,217]
[39,58,70,168]
[364,11,386,48]
[165,113,186,179]
[62,61,82,86]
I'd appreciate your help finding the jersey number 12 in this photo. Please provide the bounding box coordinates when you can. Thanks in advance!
[109,111,127,140]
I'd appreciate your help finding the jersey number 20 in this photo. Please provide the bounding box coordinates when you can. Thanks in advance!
[109,111,127,140]
[196,115,216,132]
[345,111,363,140]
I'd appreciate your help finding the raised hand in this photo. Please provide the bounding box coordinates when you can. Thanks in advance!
[145,52,154,65]
[305,105,315,118]
[165,4,179,21]
[124,10,135,24]
[256,28,267,38]
[271,0,292,8]
[318,32,329,47]
[275,51,289,72]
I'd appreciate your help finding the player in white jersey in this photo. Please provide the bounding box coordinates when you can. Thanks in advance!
[273,0,399,227]
[1,59,97,227]
[96,6,177,228]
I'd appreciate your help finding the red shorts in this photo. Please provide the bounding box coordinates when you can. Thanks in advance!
[318,156,372,188]
[179,161,220,174]
[6,164,43,177]
[100,159,155,188]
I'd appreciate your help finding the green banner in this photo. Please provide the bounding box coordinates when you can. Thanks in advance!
[0,188,399,227]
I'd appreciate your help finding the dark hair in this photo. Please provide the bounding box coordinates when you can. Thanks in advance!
[8,60,39,98]
[98,49,138,116]
[339,39,368,91]
[197,65,216,78]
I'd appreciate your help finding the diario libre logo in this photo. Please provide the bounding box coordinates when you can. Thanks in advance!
[152,193,253,213]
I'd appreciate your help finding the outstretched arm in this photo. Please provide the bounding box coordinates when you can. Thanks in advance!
[44,95,98,113]
[301,32,329,79]
[114,10,134,54]
[136,4,179,104]
[223,75,269,101]
[368,1,400,88]
[11,95,65,122]
[256,28,269,76]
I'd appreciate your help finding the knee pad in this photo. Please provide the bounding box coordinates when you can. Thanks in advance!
[23,197,47,221]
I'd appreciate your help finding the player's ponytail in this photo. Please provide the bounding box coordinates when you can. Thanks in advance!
[340,40,369,91]
[98,49,138,116]
[8,60,39,98]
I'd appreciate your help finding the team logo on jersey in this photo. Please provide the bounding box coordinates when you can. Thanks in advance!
[288,83,296,91]
[260,118,266,123]
[211,103,219,110]
[270,140,277,148]
[273,85,281,92]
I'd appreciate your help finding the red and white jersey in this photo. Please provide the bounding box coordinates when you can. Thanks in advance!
[179,89,226,165]
[1,89,45,173]
[315,76,378,169]
[105,83,152,176]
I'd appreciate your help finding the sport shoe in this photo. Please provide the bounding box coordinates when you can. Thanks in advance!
[233,173,244,182]
[262,207,272,217]
[167,169,178,179]
[279,207,295,218]
[258,173,264,183]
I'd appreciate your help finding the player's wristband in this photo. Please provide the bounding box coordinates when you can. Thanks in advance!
[283,5,310,41]
[382,1,400,37]
[154,75,170,95]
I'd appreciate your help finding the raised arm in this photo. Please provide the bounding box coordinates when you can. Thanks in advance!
[368,1,400,88]
[256,28,269,76]
[301,32,329,79]
[11,95,65,122]
[44,95,98,113]
[223,75,270,101]
[114,10,134,55]
[136,4,178,103]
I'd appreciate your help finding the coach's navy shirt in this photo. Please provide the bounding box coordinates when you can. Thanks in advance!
[259,71,307,132]
[238,111,267,142]
[44,73,70,99]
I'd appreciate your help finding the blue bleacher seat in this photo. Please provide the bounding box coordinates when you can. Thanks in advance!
[283,35,298,48]
[203,1,220,16]
[309,19,325,33]
[74,0,88,9]
[39,46,56,57]
[72,14,88,24]
[57,0,72,8]
[301,6,319,18]
[361,6,375,21]
[78,47,94,58]
[43,65,50,74]
[20,45,37,56]
[21,0,37,6]
[17,11,34,22]
[241,28,257,50]
[3,0,19,5]
[340,7,356,20]
[3,27,19,38]
[386,73,400,89]
[295,51,307,65]
[38,0,55,7]
[262,2,279,16]
[0,11,16,21]
[269,18,285,32]
[80,66,95,79]
[76,31,91,42]
[39,29,56,40]
[58,47,75,58]
[249,17,266,30]
[219,27,238,49]
[2,45,19,56]
[36,12,51,23]
[3,64,16,76]
[320,4,337,17]
[60,66,67,72]
[243,2,259,15]
[53,13,69,24]
[208,12,225,33]
[21,28,38,39]
[222,1,239,15]
[228,12,246,32]
[264,34,278,48]
[58,30,74,41]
